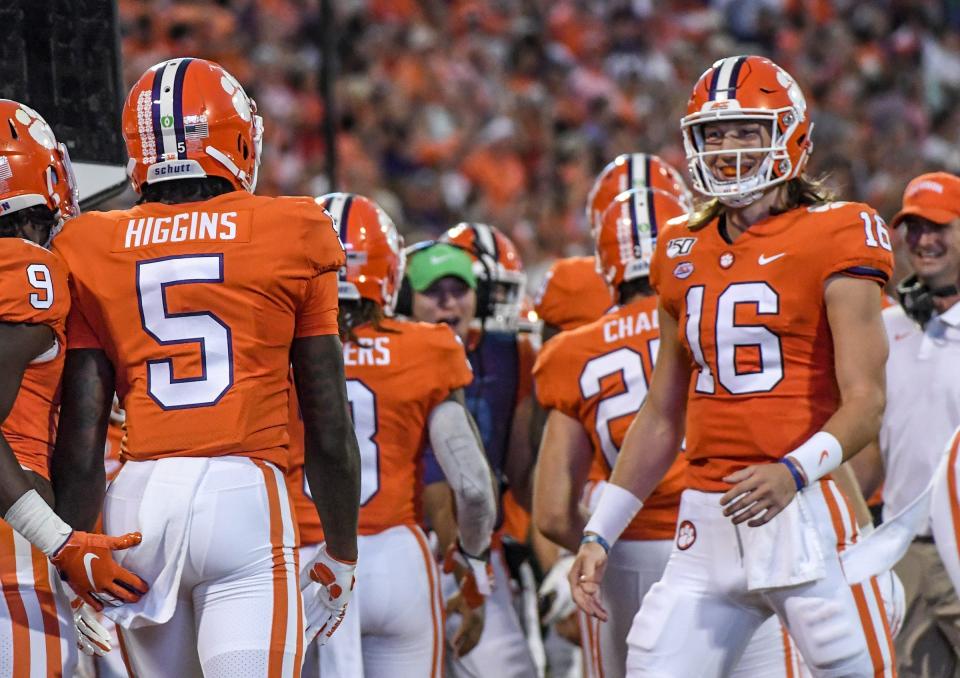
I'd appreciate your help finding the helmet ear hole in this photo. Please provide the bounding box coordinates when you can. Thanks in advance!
[8,119,18,140]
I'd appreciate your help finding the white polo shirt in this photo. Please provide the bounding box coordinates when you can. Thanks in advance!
[880,301,960,531]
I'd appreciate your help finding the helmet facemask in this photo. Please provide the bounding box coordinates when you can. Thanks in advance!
[682,108,812,208]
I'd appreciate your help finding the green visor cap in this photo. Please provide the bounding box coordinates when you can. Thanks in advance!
[406,243,477,291]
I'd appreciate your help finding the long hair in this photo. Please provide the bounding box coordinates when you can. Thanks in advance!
[138,177,235,205]
[686,174,836,231]
[338,299,399,343]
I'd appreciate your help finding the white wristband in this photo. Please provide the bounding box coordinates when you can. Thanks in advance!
[3,490,72,557]
[786,431,843,488]
[583,483,643,548]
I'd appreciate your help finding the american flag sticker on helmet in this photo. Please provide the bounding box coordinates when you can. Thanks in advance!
[0,157,12,181]
[184,115,209,140]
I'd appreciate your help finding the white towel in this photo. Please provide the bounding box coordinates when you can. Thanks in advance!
[104,457,210,629]
[842,453,947,585]
[740,492,825,591]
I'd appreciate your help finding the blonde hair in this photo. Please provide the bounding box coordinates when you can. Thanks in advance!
[686,175,837,231]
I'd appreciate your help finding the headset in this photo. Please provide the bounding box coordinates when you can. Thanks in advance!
[897,273,960,328]
[394,239,494,320]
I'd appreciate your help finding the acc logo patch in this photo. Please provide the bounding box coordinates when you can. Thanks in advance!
[677,520,697,550]
[666,237,696,258]
[673,262,694,279]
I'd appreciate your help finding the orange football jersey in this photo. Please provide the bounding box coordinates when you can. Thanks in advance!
[0,239,69,478]
[287,318,473,543]
[534,257,613,332]
[534,296,686,540]
[650,202,894,491]
[52,191,344,471]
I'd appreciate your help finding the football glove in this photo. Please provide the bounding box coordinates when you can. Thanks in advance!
[50,531,148,612]
[301,545,356,645]
[443,541,493,609]
[538,554,576,625]
[71,597,111,657]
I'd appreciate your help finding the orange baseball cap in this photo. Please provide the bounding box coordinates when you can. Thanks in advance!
[891,172,960,228]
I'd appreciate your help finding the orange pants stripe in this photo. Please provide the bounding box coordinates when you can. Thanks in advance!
[256,460,303,678]
[822,480,895,676]
[409,525,443,678]
[0,522,73,677]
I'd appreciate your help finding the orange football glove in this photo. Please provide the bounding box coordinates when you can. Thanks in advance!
[443,541,493,610]
[50,531,148,612]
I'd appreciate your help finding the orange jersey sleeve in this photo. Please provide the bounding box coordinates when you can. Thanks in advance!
[534,257,612,331]
[288,319,473,543]
[0,239,70,478]
[652,202,894,491]
[51,192,345,471]
[294,271,339,338]
[294,200,346,338]
[533,298,684,540]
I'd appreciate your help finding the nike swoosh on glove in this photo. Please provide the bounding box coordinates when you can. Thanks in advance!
[301,545,356,645]
[443,541,493,609]
[538,554,576,625]
[50,531,148,612]
[71,597,112,657]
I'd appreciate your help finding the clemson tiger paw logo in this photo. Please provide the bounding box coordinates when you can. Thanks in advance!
[14,105,57,150]
[677,520,697,550]
[219,72,253,121]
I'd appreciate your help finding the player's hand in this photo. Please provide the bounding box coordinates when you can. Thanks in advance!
[302,545,356,645]
[442,542,492,657]
[721,463,797,527]
[569,541,608,621]
[445,590,485,657]
[71,597,111,657]
[50,531,148,612]
[539,554,575,626]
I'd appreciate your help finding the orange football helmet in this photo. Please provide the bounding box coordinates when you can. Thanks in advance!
[318,192,405,313]
[0,100,79,228]
[681,55,813,206]
[442,222,526,330]
[596,187,687,289]
[586,153,692,236]
[122,58,263,194]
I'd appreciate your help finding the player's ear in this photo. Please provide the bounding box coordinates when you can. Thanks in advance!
[395,275,413,317]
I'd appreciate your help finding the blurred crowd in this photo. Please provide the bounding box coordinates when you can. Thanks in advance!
[118,0,960,283]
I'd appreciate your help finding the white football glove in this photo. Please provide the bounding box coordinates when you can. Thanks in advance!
[301,545,356,645]
[538,554,576,626]
[71,598,111,657]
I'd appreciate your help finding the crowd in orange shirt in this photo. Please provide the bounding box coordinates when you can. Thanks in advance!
[118,0,960,281]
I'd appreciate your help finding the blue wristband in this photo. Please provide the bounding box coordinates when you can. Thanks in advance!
[580,532,611,554]
[779,457,806,492]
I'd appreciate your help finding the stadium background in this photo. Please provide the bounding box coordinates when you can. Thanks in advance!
[116,0,958,287]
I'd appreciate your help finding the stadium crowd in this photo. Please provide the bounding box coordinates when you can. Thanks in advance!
[117,0,960,284]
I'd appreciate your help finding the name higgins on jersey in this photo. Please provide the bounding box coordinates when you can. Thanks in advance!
[121,211,240,248]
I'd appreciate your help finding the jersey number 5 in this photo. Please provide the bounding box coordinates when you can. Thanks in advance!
[137,255,233,409]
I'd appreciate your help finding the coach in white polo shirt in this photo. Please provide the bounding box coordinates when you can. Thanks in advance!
[853,171,960,678]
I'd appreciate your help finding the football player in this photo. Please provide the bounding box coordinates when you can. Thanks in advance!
[570,55,896,676]
[533,186,688,677]
[286,193,496,678]
[0,99,149,677]
[533,153,692,343]
[407,226,540,677]
[50,58,360,677]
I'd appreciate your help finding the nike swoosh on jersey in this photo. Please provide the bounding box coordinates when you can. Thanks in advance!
[758,253,786,265]
[83,552,100,589]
